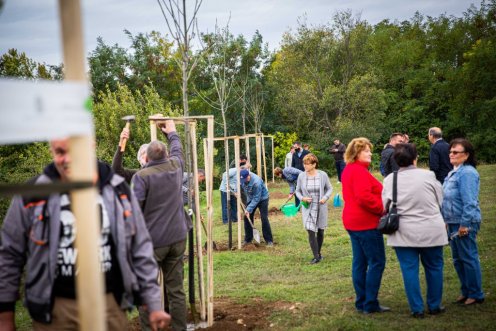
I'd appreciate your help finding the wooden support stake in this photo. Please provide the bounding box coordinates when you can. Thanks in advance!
[190,122,206,321]
[256,135,262,177]
[150,120,157,141]
[245,136,250,165]
[234,137,242,249]
[202,139,209,322]
[224,139,232,250]
[261,135,268,187]
[271,136,275,183]
[58,1,104,331]
[206,117,215,326]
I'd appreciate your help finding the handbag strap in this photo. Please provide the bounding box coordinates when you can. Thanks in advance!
[392,171,398,207]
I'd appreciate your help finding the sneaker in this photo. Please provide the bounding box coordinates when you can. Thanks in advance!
[266,242,274,247]
[363,306,391,314]
[310,258,320,264]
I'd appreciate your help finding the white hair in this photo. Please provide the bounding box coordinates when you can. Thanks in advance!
[137,144,149,162]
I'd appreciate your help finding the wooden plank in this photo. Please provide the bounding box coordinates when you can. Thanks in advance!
[191,122,206,321]
[245,136,250,165]
[234,137,242,249]
[256,135,262,177]
[206,117,215,326]
[58,1,104,331]
[271,137,275,183]
[149,115,213,121]
[150,120,158,141]
[261,135,268,187]
[202,139,209,322]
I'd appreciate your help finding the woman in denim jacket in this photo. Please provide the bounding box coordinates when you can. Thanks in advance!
[442,138,484,306]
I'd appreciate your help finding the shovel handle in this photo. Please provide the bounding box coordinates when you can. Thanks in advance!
[239,202,256,229]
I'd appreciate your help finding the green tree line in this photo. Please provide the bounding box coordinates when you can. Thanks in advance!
[1,1,495,218]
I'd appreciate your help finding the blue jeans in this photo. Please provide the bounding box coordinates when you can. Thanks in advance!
[448,223,484,300]
[221,191,237,224]
[347,229,386,312]
[335,160,346,182]
[394,246,444,313]
[244,198,273,243]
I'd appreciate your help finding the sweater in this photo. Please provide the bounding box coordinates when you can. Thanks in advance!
[382,166,448,247]
[131,131,191,247]
[295,170,333,232]
[341,161,384,231]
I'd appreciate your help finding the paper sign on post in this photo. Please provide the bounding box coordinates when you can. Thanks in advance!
[0,78,93,145]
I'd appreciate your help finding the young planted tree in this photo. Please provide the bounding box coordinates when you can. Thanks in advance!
[156,0,202,117]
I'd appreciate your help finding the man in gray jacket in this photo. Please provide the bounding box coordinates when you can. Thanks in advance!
[131,120,190,331]
[0,138,170,331]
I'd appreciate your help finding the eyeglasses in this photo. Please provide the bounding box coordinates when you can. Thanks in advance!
[449,150,466,155]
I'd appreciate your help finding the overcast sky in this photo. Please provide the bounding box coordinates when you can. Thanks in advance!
[0,0,476,66]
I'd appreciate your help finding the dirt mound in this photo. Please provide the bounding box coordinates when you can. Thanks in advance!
[130,297,297,330]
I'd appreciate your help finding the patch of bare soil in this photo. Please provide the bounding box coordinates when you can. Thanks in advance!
[270,192,288,199]
[268,207,282,217]
[129,297,299,331]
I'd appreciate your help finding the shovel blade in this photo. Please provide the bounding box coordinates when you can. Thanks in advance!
[253,229,261,244]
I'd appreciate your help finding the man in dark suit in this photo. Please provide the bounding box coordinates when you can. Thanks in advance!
[428,127,453,184]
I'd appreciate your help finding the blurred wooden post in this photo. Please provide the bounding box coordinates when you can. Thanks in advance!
[234,137,242,249]
[58,1,105,331]
[255,135,262,177]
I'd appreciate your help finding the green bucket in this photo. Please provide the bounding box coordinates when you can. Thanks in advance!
[281,203,300,217]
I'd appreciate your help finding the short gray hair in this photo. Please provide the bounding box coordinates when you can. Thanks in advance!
[147,141,167,161]
[137,144,149,162]
[429,127,442,139]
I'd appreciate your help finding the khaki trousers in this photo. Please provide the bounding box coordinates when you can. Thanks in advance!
[32,293,128,331]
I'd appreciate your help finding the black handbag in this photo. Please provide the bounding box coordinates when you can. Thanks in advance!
[377,171,399,234]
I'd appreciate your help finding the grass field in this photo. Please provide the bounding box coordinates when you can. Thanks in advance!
[204,164,496,330]
[12,165,496,330]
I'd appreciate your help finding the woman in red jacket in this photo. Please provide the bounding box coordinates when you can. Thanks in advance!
[341,137,389,314]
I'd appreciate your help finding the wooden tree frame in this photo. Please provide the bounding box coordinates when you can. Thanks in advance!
[206,132,275,250]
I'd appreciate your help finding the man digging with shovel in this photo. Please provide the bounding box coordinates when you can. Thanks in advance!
[239,169,274,247]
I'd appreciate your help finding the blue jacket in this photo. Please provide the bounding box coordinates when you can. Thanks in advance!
[241,172,269,213]
[219,168,238,193]
[442,164,481,227]
[282,167,302,194]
